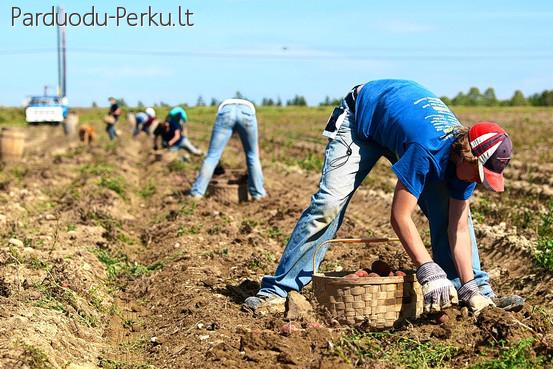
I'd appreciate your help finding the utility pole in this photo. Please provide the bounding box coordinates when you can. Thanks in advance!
[56,6,67,98]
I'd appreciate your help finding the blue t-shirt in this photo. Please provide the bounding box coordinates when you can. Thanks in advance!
[355,79,475,200]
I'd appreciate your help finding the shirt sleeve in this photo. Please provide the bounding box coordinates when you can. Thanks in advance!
[446,166,477,200]
[391,143,432,199]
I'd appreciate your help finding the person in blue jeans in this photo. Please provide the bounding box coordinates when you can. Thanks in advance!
[105,97,121,141]
[133,107,157,137]
[153,106,202,155]
[244,80,522,315]
[190,99,267,199]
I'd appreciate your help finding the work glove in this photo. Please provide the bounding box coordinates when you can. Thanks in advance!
[416,262,459,313]
[458,279,495,316]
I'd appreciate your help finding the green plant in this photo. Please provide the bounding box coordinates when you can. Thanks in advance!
[535,199,553,270]
[268,226,283,239]
[167,159,188,172]
[138,181,156,199]
[99,176,127,199]
[470,339,547,369]
[94,248,164,284]
[20,342,54,369]
[332,330,458,368]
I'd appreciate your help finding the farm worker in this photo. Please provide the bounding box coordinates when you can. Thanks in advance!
[105,97,122,140]
[244,79,522,316]
[189,99,267,199]
[153,106,202,155]
[133,107,157,137]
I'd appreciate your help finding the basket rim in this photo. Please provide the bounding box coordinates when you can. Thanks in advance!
[312,271,417,285]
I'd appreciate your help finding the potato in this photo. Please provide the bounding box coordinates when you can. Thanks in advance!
[371,260,392,276]
[388,271,395,276]
[435,312,449,324]
[280,322,299,336]
[395,271,407,277]
[367,272,380,278]
[344,273,359,280]
[307,322,323,330]
[355,270,369,277]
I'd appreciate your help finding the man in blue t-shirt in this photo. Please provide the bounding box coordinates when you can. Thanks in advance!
[244,80,521,316]
[153,106,202,155]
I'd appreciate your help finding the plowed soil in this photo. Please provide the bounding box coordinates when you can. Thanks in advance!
[0,106,552,368]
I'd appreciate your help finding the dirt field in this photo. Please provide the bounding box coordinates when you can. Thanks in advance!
[0,106,552,368]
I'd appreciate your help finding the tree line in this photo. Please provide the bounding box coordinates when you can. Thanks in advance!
[91,88,553,108]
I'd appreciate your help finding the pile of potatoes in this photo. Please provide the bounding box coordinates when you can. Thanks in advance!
[343,260,406,279]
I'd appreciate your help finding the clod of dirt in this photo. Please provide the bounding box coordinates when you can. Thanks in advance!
[371,260,392,276]
[285,291,313,320]
[0,278,10,298]
[8,238,23,248]
[476,307,530,342]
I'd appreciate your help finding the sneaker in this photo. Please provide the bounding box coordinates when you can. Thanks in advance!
[242,295,286,314]
[492,295,524,312]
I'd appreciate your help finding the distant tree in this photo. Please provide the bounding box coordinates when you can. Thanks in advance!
[91,101,98,108]
[234,91,244,99]
[210,98,219,107]
[451,92,467,106]
[287,95,307,106]
[466,87,483,106]
[159,101,170,108]
[196,96,206,107]
[440,96,452,106]
[276,97,282,107]
[531,90,553,106]
[137,100,145,109]
[319,96,340,106]
[118,98,128,107]
[510,90,527,106]
[261,98,275,106]
[483,88,498,106]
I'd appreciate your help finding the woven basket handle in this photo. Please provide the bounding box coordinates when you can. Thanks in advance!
[312,237,400,274]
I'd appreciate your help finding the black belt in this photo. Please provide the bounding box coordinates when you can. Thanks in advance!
[345,84,361,114]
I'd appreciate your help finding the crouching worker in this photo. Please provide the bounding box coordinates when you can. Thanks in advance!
[189,99,267,199]
[105,97,122,140]
[133,107,157,137]
[243,79,523,316]
[153,106,202,155]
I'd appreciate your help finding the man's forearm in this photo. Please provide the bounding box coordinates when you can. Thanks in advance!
[391,214,432,267]
[448,225,474,283]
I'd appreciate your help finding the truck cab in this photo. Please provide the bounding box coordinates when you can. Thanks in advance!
[25,95,69,124]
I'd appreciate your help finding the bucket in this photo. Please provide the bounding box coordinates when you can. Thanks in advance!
[208,170,249,203]
[0,128,26,163]
[312,238,423,329]
[63,112,79,136]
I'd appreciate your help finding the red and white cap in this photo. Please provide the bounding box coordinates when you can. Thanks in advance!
[469,122,512,192]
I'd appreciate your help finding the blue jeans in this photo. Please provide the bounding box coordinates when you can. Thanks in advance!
[258,98,493,298]
[106,124,117,140]
[168,136,202,155]
[190,103,267,199]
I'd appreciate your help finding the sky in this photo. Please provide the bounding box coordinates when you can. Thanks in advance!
[1,0,553,107]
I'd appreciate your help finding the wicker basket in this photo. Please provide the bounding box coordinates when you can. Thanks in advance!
[208,170,248,203]
[312,238,423,329]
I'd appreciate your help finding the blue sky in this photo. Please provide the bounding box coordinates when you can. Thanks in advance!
[1,0,553,107]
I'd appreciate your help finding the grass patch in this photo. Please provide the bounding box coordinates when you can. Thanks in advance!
[94,248,164,284]
[80,162,114,176]
[470,338,548,369]
[535,199,553,270]
[98,357,154,369]
[167,159,188,172]
[332,330,458,368]
[138,181,156,199]
[99,176,127,199]
[19,342,54,369]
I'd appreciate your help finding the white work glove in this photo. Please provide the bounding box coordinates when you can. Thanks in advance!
[416,262,459,313]
[458,279,496,316]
